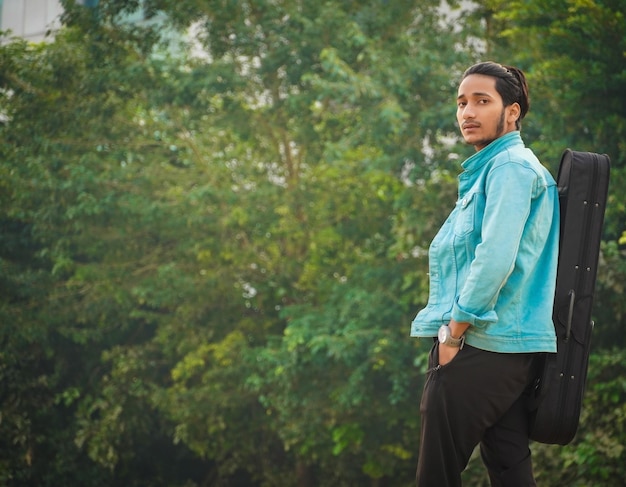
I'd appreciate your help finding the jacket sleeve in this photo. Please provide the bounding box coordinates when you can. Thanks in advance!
[451,161,538,326]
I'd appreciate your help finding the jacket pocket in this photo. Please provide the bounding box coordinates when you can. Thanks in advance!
[453,192,477,237]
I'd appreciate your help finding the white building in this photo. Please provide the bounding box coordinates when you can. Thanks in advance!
[0,0,67,42]
[1,0,164,45]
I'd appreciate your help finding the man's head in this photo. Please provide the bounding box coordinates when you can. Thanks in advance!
[456,61,530,151]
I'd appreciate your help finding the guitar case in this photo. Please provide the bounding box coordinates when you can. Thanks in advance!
[529,149,610,445]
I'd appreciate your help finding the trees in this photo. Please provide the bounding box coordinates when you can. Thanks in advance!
[0,24,202,485]
[1,0,624,484]
[3,0,467,484]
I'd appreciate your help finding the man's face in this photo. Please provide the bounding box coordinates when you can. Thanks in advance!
[456,74,519,151]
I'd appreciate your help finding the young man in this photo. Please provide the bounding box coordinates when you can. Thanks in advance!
[411,62,559,486]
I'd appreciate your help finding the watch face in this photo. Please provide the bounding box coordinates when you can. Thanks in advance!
[438,326,448,343]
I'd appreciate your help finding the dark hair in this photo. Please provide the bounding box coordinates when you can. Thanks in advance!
[462,61,530,130]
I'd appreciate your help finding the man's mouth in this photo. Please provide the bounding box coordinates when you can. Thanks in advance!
[462,123,480,130]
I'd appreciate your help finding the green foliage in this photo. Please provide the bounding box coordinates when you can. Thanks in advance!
[1,0,625,485]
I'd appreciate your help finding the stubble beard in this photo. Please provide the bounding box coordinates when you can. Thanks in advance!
[465,109,506,149]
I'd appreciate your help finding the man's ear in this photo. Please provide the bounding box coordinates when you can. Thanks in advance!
[507,102,521,125]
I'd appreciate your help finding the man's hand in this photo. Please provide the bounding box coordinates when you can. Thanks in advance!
[438,319,470,366]
[438,343,460,366]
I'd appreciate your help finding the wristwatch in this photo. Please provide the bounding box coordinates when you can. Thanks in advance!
[438,325,465,348]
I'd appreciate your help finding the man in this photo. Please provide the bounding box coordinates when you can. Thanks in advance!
[411,61,559,486]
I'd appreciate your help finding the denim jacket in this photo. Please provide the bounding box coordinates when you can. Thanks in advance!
[411,132,559,353]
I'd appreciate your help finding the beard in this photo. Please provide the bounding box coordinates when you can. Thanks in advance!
[495,108,506,138]
[465,109,507,149]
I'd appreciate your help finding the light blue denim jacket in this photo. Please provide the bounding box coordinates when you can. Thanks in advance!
[411,132,559,353]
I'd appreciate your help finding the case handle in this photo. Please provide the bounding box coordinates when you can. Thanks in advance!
[565,289,575,341]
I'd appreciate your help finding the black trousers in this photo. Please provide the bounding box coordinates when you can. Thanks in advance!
[416,343,539,487]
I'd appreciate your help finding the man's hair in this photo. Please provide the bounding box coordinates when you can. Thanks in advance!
[462,61,530,130]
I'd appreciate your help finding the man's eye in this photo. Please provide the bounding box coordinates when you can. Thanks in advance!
[478,99,489,104]
[457,102,467,108]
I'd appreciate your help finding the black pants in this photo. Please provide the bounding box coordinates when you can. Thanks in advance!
[416,343,539,487]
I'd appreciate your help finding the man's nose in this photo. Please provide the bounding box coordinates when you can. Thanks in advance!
[462,105,475,119]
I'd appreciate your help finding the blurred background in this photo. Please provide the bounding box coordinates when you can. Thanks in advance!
[1,1,625,485]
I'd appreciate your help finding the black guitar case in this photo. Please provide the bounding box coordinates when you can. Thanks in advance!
[529,149,610,445]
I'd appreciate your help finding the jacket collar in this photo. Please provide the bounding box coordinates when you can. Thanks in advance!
[461,131,524,173]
